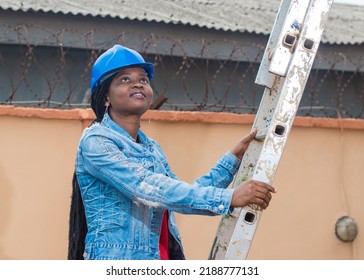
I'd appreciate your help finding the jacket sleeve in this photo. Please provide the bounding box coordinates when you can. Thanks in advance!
[155,143,241,190]
[79,133,235,215]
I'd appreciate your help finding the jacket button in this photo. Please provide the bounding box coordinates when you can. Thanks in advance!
[218,204,225,211]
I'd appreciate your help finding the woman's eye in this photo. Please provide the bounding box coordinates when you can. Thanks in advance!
[120,76,130,83]
[140,78,150,84]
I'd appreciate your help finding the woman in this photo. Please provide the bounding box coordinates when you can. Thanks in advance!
[68,45,275,260]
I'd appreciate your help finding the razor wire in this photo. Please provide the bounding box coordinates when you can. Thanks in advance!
[0,23,364,119]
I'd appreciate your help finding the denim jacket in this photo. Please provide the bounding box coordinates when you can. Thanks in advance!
[75,112,241,260]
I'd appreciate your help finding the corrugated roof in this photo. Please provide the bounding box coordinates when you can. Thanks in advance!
[0,0,363,45]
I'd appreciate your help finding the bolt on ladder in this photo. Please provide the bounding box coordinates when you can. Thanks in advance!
[209,0,333,260]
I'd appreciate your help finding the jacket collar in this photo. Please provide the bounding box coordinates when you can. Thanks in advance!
[100,111,151,147]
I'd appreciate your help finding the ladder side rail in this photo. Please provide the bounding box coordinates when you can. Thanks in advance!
[208,0,292,260]
[268,0,311,77]
[224,0,334,260]
[208,78,286,260]
[255,0,292,88]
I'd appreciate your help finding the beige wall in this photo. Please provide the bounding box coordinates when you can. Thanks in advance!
[0,106,363,260]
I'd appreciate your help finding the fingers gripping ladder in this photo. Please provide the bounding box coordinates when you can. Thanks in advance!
[209,0,333,260]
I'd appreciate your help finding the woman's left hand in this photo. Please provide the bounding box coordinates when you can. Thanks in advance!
[230,128,258,160]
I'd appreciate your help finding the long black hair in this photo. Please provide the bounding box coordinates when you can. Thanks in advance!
[67,75,115,259]
[67,173,87,259]
[90,76,115,122]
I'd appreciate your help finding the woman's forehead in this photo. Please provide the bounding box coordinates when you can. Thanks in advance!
[116,67,147,76]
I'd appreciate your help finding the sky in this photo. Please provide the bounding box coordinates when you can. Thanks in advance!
[334,0,364,5]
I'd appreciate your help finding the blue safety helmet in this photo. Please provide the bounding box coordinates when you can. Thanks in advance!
[90,45,154,91]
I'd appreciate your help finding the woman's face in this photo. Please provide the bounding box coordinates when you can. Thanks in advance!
[107,67,153,117]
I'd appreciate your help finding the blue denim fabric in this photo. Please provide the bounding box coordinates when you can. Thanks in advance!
[76,112,241,260]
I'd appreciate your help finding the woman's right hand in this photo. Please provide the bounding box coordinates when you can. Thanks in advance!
[230,128,258,160]
[230,179,276,209]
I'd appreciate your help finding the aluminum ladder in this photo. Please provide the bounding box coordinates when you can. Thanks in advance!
[209,0,333,260]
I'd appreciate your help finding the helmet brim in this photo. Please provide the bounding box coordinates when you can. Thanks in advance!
[93,62,154,91]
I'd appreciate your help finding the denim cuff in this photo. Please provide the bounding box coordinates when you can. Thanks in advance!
[213,188,235,215]
[218,151,241,175]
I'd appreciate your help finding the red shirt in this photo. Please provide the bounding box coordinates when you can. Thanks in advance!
[159,210,170,260]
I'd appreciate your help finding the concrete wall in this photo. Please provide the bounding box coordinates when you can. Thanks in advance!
[0,105,363,260]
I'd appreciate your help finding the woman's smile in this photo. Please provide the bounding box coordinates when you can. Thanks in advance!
[130,91,147,99]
